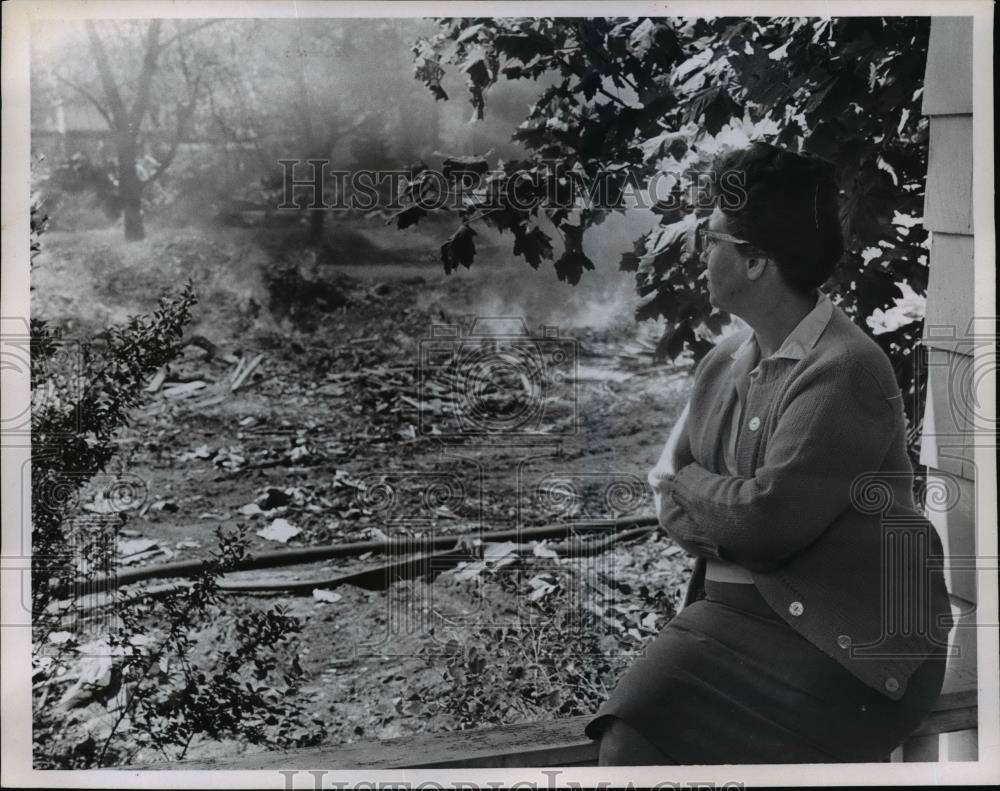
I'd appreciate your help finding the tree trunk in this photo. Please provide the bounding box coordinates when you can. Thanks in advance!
[307,207,326,245]
[118,135,145,241]
[122,193,144,241]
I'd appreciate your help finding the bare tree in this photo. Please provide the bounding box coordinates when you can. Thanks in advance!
[53,20,216,240]
[208,19,417,244]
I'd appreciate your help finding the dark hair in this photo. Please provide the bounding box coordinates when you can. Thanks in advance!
[711,142,844,294]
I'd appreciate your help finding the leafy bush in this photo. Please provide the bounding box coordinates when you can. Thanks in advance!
[32,525,321,767]
[30,197,322,767]
[31,284,197,623]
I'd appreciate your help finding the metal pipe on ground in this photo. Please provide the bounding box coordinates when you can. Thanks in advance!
[217,524,657,594]
[60,515,659,597]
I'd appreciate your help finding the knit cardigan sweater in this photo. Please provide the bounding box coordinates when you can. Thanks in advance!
[657,304,954,702]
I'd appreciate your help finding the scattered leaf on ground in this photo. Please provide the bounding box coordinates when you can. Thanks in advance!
[177,444,213,461]
[118,538,158,557]
[256,518,301,543]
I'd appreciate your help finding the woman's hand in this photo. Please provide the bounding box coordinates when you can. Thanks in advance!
[648,461,674,518]
[647,465,674,519]
[648,402,690,517]
[647,457,676,489]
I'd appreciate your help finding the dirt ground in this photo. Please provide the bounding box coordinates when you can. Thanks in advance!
[32,214,693,764]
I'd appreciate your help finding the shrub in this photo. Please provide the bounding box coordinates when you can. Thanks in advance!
[30,198,322,767]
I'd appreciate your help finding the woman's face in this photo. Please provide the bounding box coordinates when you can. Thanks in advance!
[701,207,752,312]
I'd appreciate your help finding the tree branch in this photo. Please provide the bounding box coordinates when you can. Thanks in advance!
[208,68,275,172]
[550,51,633,109]
[85,21,127,130]
[334,112,372,141]
[129,20,163,132]
[145,26,225,187]
[156,19,221,53]
[52,72,113,128]
[570,20,641,95]
[144,65,206,185]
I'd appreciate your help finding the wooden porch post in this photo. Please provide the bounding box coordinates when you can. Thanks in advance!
[916,14,978,764]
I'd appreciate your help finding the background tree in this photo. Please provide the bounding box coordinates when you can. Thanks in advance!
[42,20,219,240]
[207,19,424,244]
[405,16,931,457]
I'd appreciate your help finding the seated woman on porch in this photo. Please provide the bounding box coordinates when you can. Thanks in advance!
[585,142,954,765]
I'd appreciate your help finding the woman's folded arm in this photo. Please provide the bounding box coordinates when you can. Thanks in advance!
[655,483,722,559]
[667,360,898,565]
[656,480,787,572]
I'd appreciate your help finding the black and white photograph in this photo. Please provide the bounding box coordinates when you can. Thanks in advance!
[1,0,995,786]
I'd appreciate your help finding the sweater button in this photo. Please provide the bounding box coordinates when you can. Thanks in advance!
[788,601,804,616]
[885,677,900,693]
[748,416,761,431]
[837,634,851,649]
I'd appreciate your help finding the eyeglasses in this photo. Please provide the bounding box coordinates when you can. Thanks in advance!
[697,227,752,252]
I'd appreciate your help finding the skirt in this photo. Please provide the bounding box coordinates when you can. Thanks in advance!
[584,580,948,764]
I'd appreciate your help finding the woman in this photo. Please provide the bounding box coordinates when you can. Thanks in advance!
[584,143,954,765]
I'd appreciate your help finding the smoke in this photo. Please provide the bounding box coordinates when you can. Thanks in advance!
[448,207,661,335]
